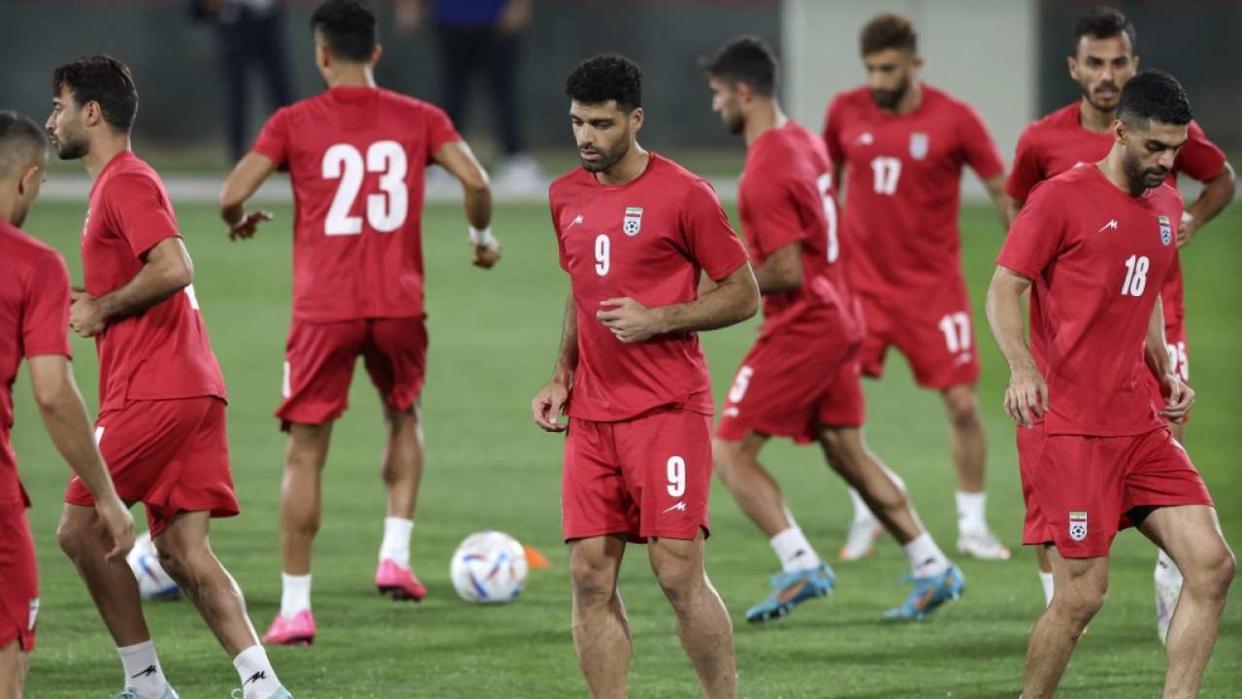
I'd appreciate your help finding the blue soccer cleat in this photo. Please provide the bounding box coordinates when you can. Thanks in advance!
[114,687,179,699]
[745,564,836,623]
[883,565,965,621]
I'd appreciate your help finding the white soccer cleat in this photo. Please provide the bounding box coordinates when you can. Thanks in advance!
[956,530,1011,561]
[1155,550,1184,646]
[838,515,884,560]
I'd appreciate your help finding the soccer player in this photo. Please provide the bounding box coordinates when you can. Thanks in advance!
[822,14,1011,560]
[531,54,756,698]
[0,111,134,699]
[987,70,1234,698]
[45,56,293,699]
[1005,7,1236,629]
[702,37,964,623]
[218,0,499,645]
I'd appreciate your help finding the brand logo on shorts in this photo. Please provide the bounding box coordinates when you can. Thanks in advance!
[623,207,643,237]
[663,501,687,513]
[909,132,930,160]
[1158,215,1173,246]
[27,598,39,631]
[1069,511,1088,542]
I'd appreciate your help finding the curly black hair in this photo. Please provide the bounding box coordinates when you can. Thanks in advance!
[1118,70,1192,127]
[1073,6,1136,54]
[51,55,138,132]
[311,0,376,63]
[565,54,643,112]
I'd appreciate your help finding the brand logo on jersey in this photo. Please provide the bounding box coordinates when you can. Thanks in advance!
[909,132,929,160]
[623,207,643,236]
[1098,219,1118,233]
[856,132,875,145]
[567,214,585,229]
[1069,511,1088,542]
[1158,215,1173,246]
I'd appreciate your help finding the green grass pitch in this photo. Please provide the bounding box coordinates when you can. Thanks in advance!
[11,197,1241,698]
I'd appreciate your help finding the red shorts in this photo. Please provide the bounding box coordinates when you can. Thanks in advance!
[278,317,428,428]
[562,408,712,543]
[857,285,980,389]
[0,507,37,651]
[1020,426,1213,558]
[65,397,239,537]
[716,326,865,444]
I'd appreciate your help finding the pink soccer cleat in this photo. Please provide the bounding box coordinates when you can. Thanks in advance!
[375,559,427,601]
[261,610,316,646]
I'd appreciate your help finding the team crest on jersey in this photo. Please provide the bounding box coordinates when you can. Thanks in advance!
[909,132,930,160]
[623,206,643,237]
[1069,511,1088,542]
[1158,215,1173,246]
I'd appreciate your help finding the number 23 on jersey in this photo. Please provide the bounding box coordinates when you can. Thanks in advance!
[322,141,408,236]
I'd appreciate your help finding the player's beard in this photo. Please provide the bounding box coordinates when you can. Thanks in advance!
[52,129,89,161]
[578,138,629,173]
[870,75,910,111]
[1122,146,1168,190]
[1082,79,1122,113]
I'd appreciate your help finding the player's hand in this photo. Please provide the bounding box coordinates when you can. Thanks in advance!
[228,210,274,241]
[597,297,664,344]
[95,496,135,562]
[473,240,502,269]
[1004,363,1048,427]
[531,380,569,432]
[69,290,107,338]
[1177,211,1198,248]
[1160,374,1195,423]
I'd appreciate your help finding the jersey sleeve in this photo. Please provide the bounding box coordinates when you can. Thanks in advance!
[252,107,291,168]
[822,96,845,165]
[22,251,72,359]
[548,188,568,272]
[956,103,1005,181]
[1175,121,1227,183]
[104,174,181,259]
[422,103,463,163]
[680,179,749,281]
[1005,126,1043,203]
[997,183,1064,280]
[741,174,806,260]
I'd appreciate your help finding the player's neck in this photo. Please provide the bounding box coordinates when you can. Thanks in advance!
[327,67,377,89]
[1078,99,1116,133]
[82,134,132,180]
[1099,151,1145,197]
[888,81,923,116]
[595,145,649,186]
[0,196,18,227]
[744,101,787,146]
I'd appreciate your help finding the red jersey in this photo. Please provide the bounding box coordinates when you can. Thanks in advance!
[998,165,1183,436]
[739,121,861,341]
[82,152,227,413]
[824,85,1004,299]
[253,86,462,322]
[549,153,749,422]
[0,223,72,509]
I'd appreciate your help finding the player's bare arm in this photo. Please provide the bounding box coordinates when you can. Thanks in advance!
[532,295,577,432]
[219,152,278,240]
[1179,161,1236,247]
[27,354,134,560]
[69,237,193,337]
[753,242,803,293]
[982,174,1012,229]
[433,140,500,269]
[1144,296,1194,422]
[984,265,1047,426]
[597,262,759,344]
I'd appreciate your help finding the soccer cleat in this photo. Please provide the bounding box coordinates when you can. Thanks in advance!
[956,530,1011,560]
[838,515,884,560]
[1154,552,1184,646]
[375,558,427,601]
[113,687,179,699]
[261,609,316,646]
[232,689,294,699]
[883,565,966,621]
[744,564,836,623]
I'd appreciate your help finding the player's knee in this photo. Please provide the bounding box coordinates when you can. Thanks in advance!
[568,555,616,605]
[1053,581,1107,625]
[1186,545,1236,600]
[650,551,701,607]
[943,389,980,430]
[55,512,96,561]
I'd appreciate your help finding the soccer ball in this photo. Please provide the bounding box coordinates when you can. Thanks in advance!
[450,531,528,603]
[126,530,182,601]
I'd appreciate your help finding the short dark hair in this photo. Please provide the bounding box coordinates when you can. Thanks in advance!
[51,55,139,132]
[860,14,917,56]
[566,54,643,112]
[1118,70,1192,128]
[1073,6,1136,54]
[0,111,49,177]
[311,0,377,62]
[700,36,778,98]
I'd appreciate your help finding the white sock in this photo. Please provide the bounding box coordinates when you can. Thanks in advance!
[117,640,168,698]
[956,490,988,535]
[1155,548,1183,583]
[847,488,874,524]
[903,533,950,578]
[233,644,282,699]
[280,573,311,618]
[1039,571,1055,607]
[379,516,414,567]
[770,527,823,573]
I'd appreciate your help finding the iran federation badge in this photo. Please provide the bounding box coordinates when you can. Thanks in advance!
[1069,511,1088,542]
[1158,215,1173,246]
[623,207,643,237]
[909,132,929,160]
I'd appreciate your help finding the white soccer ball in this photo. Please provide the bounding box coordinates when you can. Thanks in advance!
[450,531,528,603]
[126,531,182,601]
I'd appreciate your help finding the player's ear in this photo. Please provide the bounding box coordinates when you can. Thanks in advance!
[911,53,924,72]
[371,43,383,67]
[1132,53,1140,71]
[1066,55,1078,80]
[1113,118,1127,144]
[18,163,41,196]
[629,106,644,134]
[83,101,103,129]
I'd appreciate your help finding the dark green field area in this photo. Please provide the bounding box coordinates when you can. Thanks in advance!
[12,199,1241,698]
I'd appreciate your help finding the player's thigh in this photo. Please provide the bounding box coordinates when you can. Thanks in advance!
[648,530,707,588]
[362,316,429,413]
[1046,546,1110,604]
[563,420,636,542]
[1137,505,1232,579]
[616,409,712,542]
[892,285,980,389]
[278,319,368,425]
